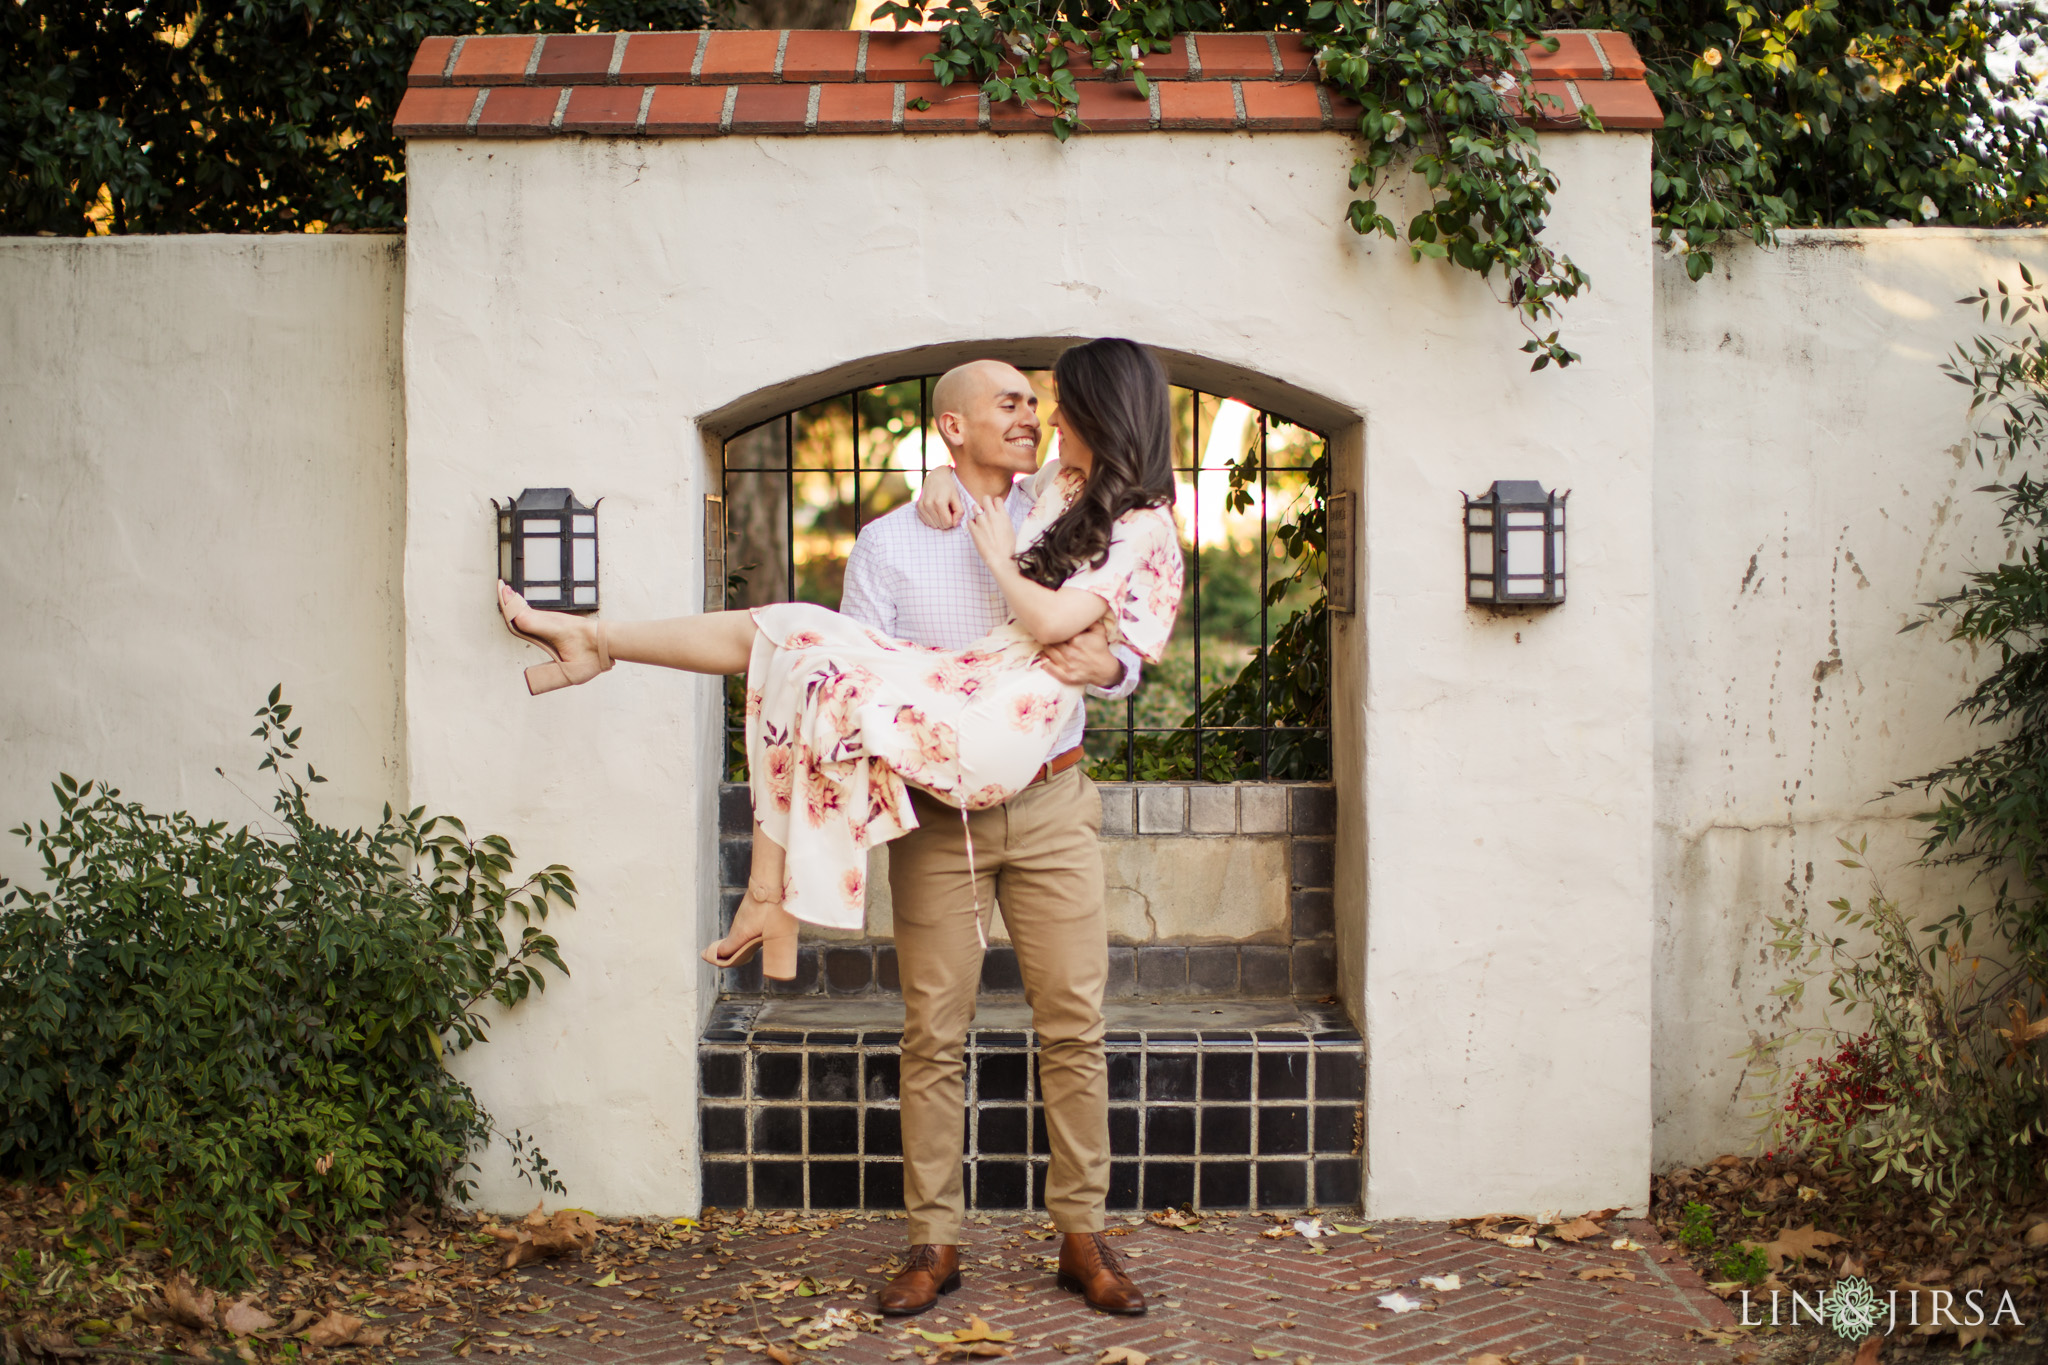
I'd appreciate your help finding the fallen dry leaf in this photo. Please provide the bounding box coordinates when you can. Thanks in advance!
[162,1274,218,1331]
[1576,1267,1635,1282]
[305,1311,366,1348]
[1851,1335,1882,1365]
[1095,1350,1149,1365]
[1760,1224,1846,1273]
[1551,1218,1605,1243]
[952,1317,1015,1344]
[1468,1355,1519,1365]
[220,1295,276,1336]
[2026,1222,2048,1250]
[763,1346,798,1365]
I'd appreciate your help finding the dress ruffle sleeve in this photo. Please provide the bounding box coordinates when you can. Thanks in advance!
[1058,505,1184,664]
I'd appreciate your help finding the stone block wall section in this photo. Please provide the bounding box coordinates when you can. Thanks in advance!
[392,29,1662,139]
[716,781,1337,999]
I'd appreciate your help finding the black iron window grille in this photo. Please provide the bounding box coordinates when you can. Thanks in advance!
[719,373,1330,783]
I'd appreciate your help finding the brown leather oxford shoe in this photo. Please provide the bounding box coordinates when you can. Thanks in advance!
[1056,1231,1147,1315]
[878,1243,961,1317]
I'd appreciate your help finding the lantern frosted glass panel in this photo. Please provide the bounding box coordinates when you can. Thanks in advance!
[1463,480,1566,606]
[498,489,601,613]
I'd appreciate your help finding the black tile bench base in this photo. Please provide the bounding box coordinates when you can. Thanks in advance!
[699,998,1363,1213]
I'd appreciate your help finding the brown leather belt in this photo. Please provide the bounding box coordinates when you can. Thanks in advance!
[1029,746,1085,786]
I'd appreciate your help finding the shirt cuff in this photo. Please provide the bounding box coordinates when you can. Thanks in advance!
[1086,645,1144,701]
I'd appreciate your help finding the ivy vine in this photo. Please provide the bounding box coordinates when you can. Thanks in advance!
[873,0,2045,369]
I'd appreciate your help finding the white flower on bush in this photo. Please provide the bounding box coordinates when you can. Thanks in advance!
[1919,195,1939,221]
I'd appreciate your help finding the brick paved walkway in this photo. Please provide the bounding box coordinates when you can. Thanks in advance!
[401,1212,1742,1364]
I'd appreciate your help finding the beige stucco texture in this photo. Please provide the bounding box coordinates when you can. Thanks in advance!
[0,236,407,886]
[1652,229,2048,1168]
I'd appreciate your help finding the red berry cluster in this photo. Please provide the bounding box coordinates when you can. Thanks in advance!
[1784,1033,1898,1137]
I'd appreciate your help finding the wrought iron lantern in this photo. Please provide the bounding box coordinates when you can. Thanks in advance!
[1464,480,1566,605]
[496,488,599,612]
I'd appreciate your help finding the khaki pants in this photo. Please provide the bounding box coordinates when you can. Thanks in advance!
[889,765,1109,1245]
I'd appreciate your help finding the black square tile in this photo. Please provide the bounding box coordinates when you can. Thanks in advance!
[755,1053,802,1100]
[702,1105,747,1154]
[1108,1161,1140,1210]
[866,1108,902,1157]
[1109,1108,1140,1157]
[1258,1050,1310,1100]
[719,783,752,836]
[1107,1052,1142,1101]
[718,837,751,888]
[980,948,1023,993]
[1135,946,1187,994]
[1201,1030,1255,1043]
[824,948,873,995]
[875,946,900,992]
[1104,1030,1143,1045]
[864,1052,900,1102]
[1202,1052,1253,1101]
[1315,1049,1364,1101]
[1147,1030,1199,1042]
[809,1051,859,1102]
[1313,1105,1357,1154]
[1201,1106,1251,1155]
[1147,1053,1196,1102]
[975,1161,1027,1209]
[811,1107,859,1155]
[1290,888,1334,939]
[807,1031,859,1046]
[719,888,742,935]
[1256,1161,1307,1208]
[1290,838,1334,889]
[1142,1162,1195,1210]
[1259,1105,1308,1156]
[755,1108,803,1156]
[1146,1107,1195,1156]
[976,1052,1028,1102]
[980,1031,1029,1048]
[1030,1162,1048,1210]
[864,1161,904,1210]
[810,1160,861,1207]
[979,1107,1029,1155]
[1291,785,1336,835]
[753,1029,805,1045]
[1030,1108,1048,1154]
[721,958,763,994]
[753,1160,805,1208]
[1291,941,1336,996]
[1239,946,1292,997]
[1315,1157,1361,1206]
[1253,1028,1306,1045]
[861,1029,903,1047]
[702,1024,749,1044]
[700,1051,744,1098]
[1187,945,1238,993]
[1199,1162,1251,1209]
[702,1160,747,1208]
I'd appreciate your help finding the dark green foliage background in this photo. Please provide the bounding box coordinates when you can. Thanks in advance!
[0,692,574,1285]
[3,0,718,234]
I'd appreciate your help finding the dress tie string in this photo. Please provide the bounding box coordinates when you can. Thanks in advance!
[960,802,988,950]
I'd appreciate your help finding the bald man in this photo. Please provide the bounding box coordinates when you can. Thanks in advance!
[839,360,1149,1317]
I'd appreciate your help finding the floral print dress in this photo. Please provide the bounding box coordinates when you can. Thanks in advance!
[743,461,1184,931]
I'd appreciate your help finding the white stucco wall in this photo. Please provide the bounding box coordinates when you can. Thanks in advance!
[1650,229,2048,1168]
[402,126,1657,1219]
[0,237,407,879]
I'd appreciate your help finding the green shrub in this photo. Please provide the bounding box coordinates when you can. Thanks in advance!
[1717,1243,1770,1286]
[1678,1199,1717,1252]
[0,690,574,1286]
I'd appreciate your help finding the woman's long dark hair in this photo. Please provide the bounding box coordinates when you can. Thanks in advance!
[1015,338,1177,589]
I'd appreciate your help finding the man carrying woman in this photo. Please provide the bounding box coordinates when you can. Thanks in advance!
[497,338,1182,1317]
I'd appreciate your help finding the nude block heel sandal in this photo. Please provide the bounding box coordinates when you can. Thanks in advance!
[498,580,613,694]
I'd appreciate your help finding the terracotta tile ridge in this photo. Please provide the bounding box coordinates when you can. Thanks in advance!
[393,27,1663,134]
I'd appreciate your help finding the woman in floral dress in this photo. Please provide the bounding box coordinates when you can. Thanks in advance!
[498,339,1184,980]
